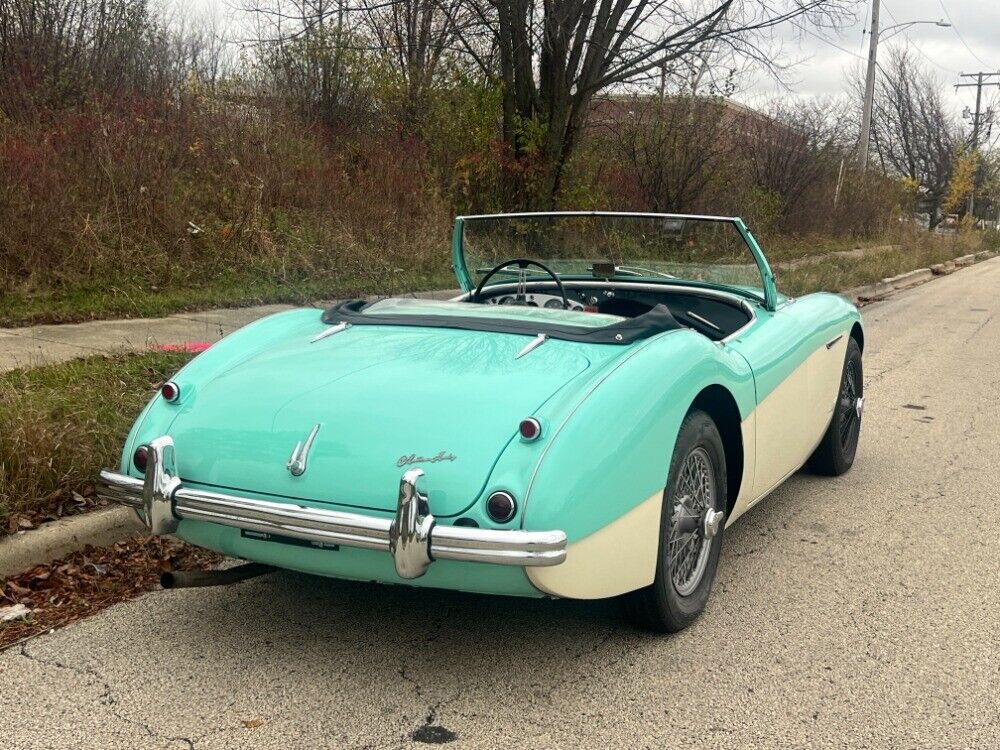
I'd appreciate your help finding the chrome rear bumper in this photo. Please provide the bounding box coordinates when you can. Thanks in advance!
[97,436,566,579]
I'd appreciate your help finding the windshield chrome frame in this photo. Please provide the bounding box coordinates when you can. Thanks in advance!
[451,211,778,311]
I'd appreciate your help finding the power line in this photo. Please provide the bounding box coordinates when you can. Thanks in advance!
[879,1,962,76]
[857,2,870,58]
[790,19,866,61]
[954,72,1000,216]
[936,0,994,69]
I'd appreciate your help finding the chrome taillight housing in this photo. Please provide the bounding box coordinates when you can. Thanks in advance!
[486,491,517,523]
[161,381,180,402]
[519,417,542,441]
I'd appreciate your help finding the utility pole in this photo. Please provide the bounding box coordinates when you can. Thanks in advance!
[955,72,1000,219]
[859,0,881,174]
[859,6,949,174]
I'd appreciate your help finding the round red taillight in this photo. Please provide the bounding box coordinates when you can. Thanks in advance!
[486,491,517,523]
[133,446,149,473]
[519,417,542,441]
[161,381,180,402]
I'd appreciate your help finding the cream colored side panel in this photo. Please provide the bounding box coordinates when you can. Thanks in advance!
[751,355,812,499]
[527,491,661,599]
[750,333,850,502]
[807,334,849,447]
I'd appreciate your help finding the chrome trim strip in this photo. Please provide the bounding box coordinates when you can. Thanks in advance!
[457,210,738,222]
[685,311,722,332]
[96,439,566,576]
[515,333,548,359]
[286,423,321,477]
[311,322,349,343]
[825,334,844,349]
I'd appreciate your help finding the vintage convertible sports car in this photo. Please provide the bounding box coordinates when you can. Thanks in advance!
[99,212,863,631]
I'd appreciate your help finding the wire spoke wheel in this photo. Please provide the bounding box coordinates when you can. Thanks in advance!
[668,446,716,597]
[838,360,861,451]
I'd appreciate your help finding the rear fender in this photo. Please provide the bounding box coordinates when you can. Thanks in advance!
[120,308,322,473]
[517,330,755,599]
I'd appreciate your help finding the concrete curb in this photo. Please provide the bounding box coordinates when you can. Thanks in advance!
[883,268,933,290]
[843,250,997,305]
[0,506,145,579]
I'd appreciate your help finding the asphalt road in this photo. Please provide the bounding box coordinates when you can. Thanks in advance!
[4,259,999,750]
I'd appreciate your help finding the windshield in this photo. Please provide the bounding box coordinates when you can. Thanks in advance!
[458,213,767,302]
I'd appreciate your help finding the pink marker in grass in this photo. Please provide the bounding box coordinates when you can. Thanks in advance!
[156,342,212,353]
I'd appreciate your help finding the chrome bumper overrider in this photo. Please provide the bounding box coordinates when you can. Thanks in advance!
[97,437,566,579]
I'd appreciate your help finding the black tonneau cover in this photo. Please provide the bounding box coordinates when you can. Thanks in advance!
[320,299,681,344]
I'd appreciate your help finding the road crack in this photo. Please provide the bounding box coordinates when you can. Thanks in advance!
[18,644,199,748]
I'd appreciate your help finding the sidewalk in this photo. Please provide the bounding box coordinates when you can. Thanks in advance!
[0,290,460,373]
[0,304,296,373]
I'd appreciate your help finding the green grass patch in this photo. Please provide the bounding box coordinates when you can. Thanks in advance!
[1,268,457,327]
[0,351,193,528]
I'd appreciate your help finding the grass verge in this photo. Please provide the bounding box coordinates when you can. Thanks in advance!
[0,351,193,531]
[780,231,999,297]
[1,268,456,328]
[3,232,995,328]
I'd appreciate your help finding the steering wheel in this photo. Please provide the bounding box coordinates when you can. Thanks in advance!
[472,258,569,309]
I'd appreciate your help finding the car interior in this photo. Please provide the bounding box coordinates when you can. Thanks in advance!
[467,279,754,342]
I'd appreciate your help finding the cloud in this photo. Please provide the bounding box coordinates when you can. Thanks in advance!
[735,0,1000,115]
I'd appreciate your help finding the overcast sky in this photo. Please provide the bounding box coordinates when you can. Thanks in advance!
[738,0,1000,118]
[191,0,999,123]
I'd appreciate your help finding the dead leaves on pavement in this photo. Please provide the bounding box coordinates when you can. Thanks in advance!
[0,536,221,650]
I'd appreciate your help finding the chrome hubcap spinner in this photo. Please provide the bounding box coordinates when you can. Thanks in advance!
[668,446,719,597]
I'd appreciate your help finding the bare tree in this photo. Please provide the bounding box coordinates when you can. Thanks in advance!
[603,93,732,212]
[0,0,161,113]
[358,0,470,116]
[866,47,960,226]
[0,0,236,115]
[451,0,855,205]
[738,97,851,228]
[160,4,234,93]
[237,0,379,126]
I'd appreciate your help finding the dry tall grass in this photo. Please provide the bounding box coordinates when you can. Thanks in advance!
[0,351,192,525]
[0,96,454,314]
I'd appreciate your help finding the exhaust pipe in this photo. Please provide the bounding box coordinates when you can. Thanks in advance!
[160,562,275,590]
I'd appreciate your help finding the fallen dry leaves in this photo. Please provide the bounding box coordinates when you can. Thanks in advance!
[3,484,109,536]
[0,536,221,650]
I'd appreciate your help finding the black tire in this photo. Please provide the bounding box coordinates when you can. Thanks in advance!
[808,337,863,476]
[623,409,727,633]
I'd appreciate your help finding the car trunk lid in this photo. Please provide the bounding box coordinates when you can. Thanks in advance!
[166,324,593,516]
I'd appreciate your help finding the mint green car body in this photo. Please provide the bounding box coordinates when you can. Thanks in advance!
[115,213,862,601]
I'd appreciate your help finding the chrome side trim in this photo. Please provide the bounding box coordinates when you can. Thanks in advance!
[515,333,548,359]
[311,322,349,343]
[97,439,566,577]
[685,311,722,332]
[826,334,844,349]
